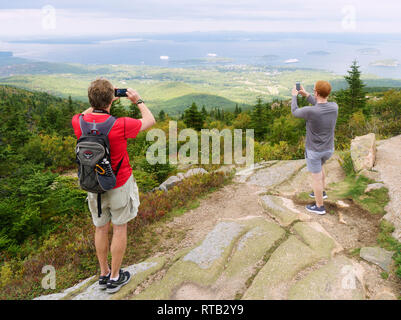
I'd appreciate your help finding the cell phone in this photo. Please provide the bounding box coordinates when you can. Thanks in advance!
[114,88,127,97]
[296,82,301,91]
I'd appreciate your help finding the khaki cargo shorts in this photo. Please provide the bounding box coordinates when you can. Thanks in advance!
[86,174,140,227]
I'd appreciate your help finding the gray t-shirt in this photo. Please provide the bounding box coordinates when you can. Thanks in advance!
[291,95,338,152]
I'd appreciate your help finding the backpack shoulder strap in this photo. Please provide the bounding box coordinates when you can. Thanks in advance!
[78,114,89,136]
[98,116,117,136]
[79,114,117,136]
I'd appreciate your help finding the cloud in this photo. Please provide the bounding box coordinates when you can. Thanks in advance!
[1,0,401,38]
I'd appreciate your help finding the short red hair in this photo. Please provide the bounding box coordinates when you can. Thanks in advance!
[314,80,332,98]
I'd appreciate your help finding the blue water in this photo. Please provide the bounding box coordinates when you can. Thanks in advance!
[3,32,401,78]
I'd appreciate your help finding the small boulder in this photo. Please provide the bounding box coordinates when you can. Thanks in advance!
[360,247,394,272]
[176,172,186,180]
[184,167,208,178]
[350,133,376,172]
[158,175,182,192]
[364,183,385,193]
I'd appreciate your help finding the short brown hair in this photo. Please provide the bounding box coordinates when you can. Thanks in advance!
[88,78,114,109]
[314,80,332,98]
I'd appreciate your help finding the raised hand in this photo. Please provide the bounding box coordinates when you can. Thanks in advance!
[298,84,309,97]
[126,88,141,104]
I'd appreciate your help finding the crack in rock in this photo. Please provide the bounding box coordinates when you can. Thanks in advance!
[183,222,243,269]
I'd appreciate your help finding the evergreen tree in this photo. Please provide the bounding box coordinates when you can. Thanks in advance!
[158,109,166,121]
[183,102,203,131]
[216,108,221,120]
[129,102,141,118]
[251,97,267,140]
[263,102,273,134]
[201,105,208,121]
[234,104,240,117]
[336,60,367,121]
[67,95,74,114]
[110,99,128,118]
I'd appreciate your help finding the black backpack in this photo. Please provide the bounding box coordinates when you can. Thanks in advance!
[75,114,123,217]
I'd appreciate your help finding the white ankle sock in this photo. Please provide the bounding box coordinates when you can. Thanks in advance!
[110,275,119,281]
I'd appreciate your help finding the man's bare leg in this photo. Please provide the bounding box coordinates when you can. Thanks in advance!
[322,166,326,191]
[110,223,127,279]
[311,171,324,207]
[95,222,111,276]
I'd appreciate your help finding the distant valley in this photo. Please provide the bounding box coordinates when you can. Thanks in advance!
[1,55,401,115]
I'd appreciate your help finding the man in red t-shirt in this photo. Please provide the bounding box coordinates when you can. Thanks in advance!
[71,78,155,293]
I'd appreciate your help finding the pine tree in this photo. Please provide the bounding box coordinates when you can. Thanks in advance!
[67,95,74,114]
[158,109,166,121]
[110,99,128,118]
[129,102,141,118]
[201,105,208,121]
[216,108,221,120]
[251,97,267,140]
[234,104,240,117]
[336,60,367,121]
[183,102,203,131]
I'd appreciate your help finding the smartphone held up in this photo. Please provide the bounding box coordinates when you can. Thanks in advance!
[114,88,127,97]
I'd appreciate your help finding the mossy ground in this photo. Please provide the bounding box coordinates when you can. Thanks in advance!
[296,167,400,283]
[296,174,389,215]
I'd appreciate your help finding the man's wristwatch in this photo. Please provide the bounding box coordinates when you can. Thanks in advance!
[136,99,144,105]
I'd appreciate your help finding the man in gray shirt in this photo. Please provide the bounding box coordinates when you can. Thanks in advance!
[291,81,338,215]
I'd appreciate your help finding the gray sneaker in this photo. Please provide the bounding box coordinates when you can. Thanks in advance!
[309,191,328,199]
[306,203,326,215]
[98,272,110,290]
[106,269,131,294]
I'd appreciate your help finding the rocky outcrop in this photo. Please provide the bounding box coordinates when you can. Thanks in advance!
[360,247,394,272]
[157,175,182,191]
[135,218,285,300]
[153,167,209,192]
[350,133,376,172]
[373,134,401,240]
[287,256,365,300]
[35,151,399,301]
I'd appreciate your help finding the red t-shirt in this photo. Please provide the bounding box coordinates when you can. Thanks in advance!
[72,113,142,188]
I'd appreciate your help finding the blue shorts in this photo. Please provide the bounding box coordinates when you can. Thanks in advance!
[305,149,334,173]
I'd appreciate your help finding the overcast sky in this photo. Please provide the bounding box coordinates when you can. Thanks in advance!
[1,0,401,39]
